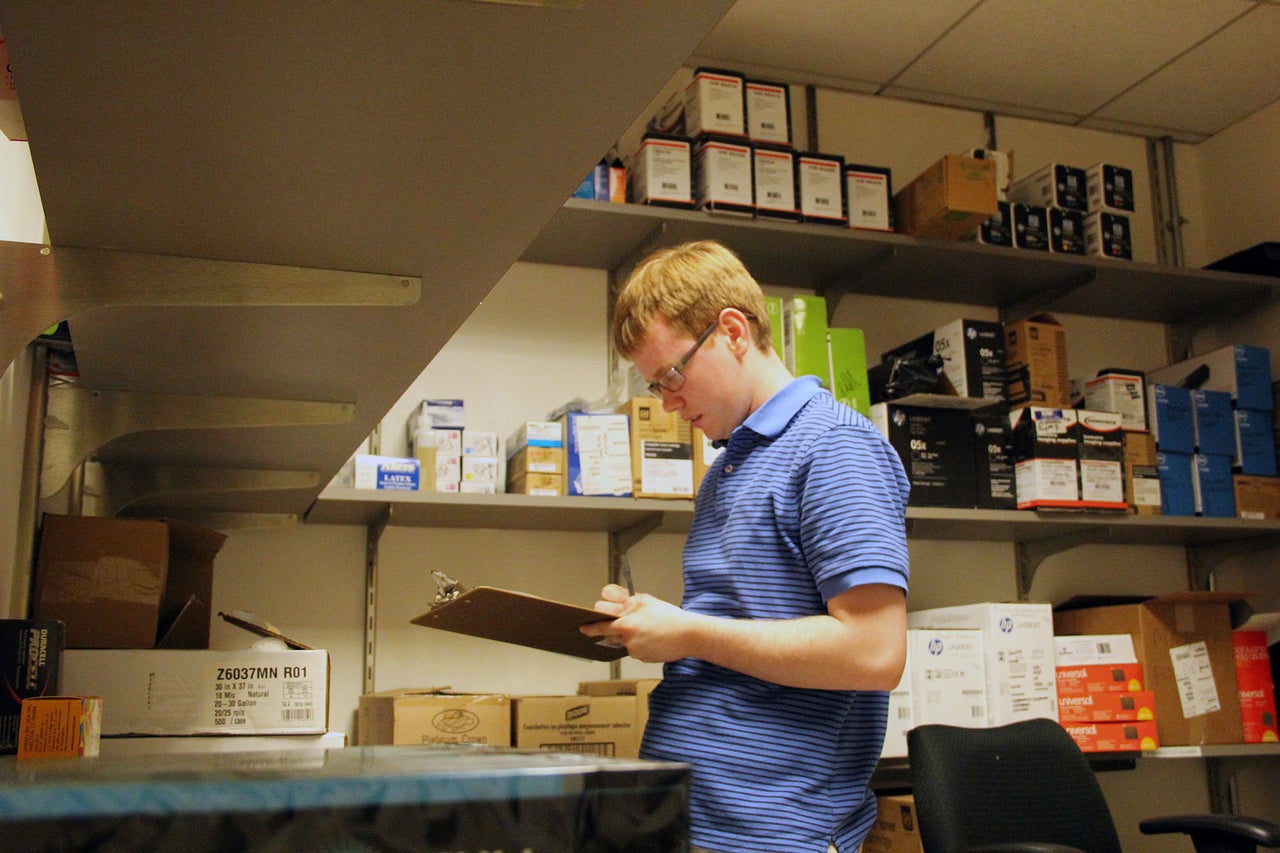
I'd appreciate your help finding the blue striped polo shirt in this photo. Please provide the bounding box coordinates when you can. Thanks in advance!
[640,376,910,853]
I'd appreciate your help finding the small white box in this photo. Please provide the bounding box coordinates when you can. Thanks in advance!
[1054,634,1138,665]
[693,136,754,215]
[1084,372,1147,431]
[1084,211,1132,260]
[796,153,846,225]
[1086,162,1135,213]
[62,649,329,735]
[1010,162,1088,212]
[907,628,988,728]
[463,431,500,457]
[881,647,914,759]
[908,602,1059,726]
[684,67,745,138]
[629,134,693,208]
[745,78,790,145]
[461,455,499,483]
[354,455,419,491]
[435,454,461,490]
[845,164,892,232]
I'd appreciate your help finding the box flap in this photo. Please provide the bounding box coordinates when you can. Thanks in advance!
[1056,591,1249,613]
[156,595,211,649]
[218,610,315,650]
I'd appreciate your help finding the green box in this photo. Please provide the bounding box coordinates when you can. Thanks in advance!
[783,295,830,387]
[764,295,784,359]
[828,327,870,415]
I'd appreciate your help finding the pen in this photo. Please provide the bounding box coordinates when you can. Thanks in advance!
[621,554,635,595]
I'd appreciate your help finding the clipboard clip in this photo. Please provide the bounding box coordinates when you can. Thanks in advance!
[431,570,468,606]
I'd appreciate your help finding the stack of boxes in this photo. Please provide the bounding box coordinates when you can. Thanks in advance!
[1083,162,1135,260]
[1009,163,1087,255]
[1052,633,1158,753]
[1146,345,1276,517]
[507,420,565,496]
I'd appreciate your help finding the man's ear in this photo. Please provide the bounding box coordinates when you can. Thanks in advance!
[719,307,754,355]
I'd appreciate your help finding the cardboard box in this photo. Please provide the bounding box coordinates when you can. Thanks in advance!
[684,67,745,139]
[745,78,791,146]
[862,794,925,853]
[1062,719,1159,752]
[578,678,661,740]
[1146,344,1273,412]
[512,695,639,758]
[1010,163,1088,212]
[507,471,564,496]
[1054,593,1245,745]
[1055,663,1146,696]
[617,397,692,499]
[783,295,831,386]
[828,326,871,415]
[0,620,63,755]
[1010,407,1080,508]
[752,146,799,221]
[905,628,988,728]
[1084,370,1147,431]
[17,696,101,759]
[796,151,846,225]
[1234,474,1280,519]
[508,444,565,476]
[870,403,977,508]
[357,688,511,746]
[893,154,998,239]
[562,412,632,497]
[845,163,893,232]
[1124,431,1162,515]
[34,514,225,650]
[62,648,329,735]
[908,602,1059,726]
[1012,202,1050,251]
[1057,690,1157,723]
[1233,630,1278,743]
[1004,313,1069,408]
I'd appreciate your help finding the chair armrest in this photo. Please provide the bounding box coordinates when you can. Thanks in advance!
[959,845,1087,853]
[1140,813,1280,847]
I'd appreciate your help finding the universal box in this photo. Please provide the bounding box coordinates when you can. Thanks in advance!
[512,695,640,758]
[34,514,225,650]
[744,78,790,146]
[628,133,694,209]
[1010,163,1088,212]
[1055,662,1146,696]
[870,403,977,508]
[1004,313,1069,408]
[844,163,893,232]
[1086,162,1135,213]
[905,628,988,728]
[1057,690,1157,724]
[683,67,746,139]
[795,151,846,225]
[908,602,1059,727]
[562,411,632,497]
[1011,202,1049,251]
[693,135,754,216]
[1146,344,1273,412]
[1062,720,1159,752]
[1,620,64,755]
[752,145,799,221]
[1054,592,1246,746]
[1084,210,1133,260]
[357,688,511,746]
[62,648,329,735]
[893,154,998,240]
[1232,630,1278,743]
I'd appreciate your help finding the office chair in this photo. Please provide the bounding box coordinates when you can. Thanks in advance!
[907,718,1280,853]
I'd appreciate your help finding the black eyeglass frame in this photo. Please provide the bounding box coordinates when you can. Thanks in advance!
[646,320,719,397]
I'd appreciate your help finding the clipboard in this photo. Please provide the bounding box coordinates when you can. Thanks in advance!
[411,586,625,661]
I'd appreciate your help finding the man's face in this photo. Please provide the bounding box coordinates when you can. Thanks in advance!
[630,315,740,441]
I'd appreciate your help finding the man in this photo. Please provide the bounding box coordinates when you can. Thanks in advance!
[580,240,910,853]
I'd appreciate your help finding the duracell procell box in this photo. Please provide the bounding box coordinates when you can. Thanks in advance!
[795,151,846,225]
[1086,162,1135,213]
[844,164,893,232]
[1084,211,1133,260]
[1011,407,1080,508]
[972,407,1017,510]
[1004,313,1070,408]
[628,133,694,209]
[1010,163,1089,212]
[744,78,791,146]
[693,135,754,216]
[870,403,977,508]
[1048,207,1086,255]
[684,67,746,139]
[752,145,799,221]
[1,621,64,755]
[1076,409,1127,510]
[1012,202,1050,251]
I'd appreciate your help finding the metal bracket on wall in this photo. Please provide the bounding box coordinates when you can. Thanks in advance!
[80,462,320,518]
[1015,530,1100,600]
[1164,286,1276,365]
[821,245,897,319]
[1185,533,1280,592]
[0,240,421,371]
[153,511,298,530]
[999,268,1098,326]
[40,385,354,501]
[364,511,390,696]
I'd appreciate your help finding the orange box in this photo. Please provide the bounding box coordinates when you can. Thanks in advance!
[17,696,102,759]
[1055,663,1144,696]
[1061,719,1159,752]
[1057,689,1156,723]
[1233,630,1279,743]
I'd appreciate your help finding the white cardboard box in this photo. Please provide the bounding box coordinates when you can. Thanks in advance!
[906,627,988,729]
[63,649,329,736]
[908,602,1059,726]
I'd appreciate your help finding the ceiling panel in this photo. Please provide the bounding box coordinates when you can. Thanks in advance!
[1089,2,1280,137]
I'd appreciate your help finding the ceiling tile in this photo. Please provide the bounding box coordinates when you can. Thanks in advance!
[1091,3,1280,136]
[890,0,1254,117]
[879,84,1080,125]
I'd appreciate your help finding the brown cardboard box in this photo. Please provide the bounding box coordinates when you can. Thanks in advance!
[1234,475,1280,520]
[33,514,226,649]
[1004,313,1070,408]
[617,397,693,499]
[1054,592,1246,745]
[507,444,565,476]
[358,688,511,746]
[1124,431,1162,515]
[862,793,924,853]
[506,471,564,496]
[512,695,639,758]
[692,427,723,497]
[893,154,998,240]
[578,678,661,741]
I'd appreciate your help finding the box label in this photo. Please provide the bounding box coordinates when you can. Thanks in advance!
[1170,641,1221,719]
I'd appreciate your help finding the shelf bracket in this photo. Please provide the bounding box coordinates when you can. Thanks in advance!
[1164,286,1276,364]
[151,511,298,530]
[40,385,354,501]
[821,245,897,318]
[1186,533,1280,592]
[999,268,1098,326]
[0,240,422,371]
[1015,529,1099,599]
[80,462,320,517]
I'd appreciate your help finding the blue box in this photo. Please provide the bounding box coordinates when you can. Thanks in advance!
[1192,389,1236,456]
[1235,408,1278,476]
[1146,344,1273,412]
[1157,451,1195,516]
[1194,453,1237,518]
[1147,384,1195,453]
[563,412,632,497]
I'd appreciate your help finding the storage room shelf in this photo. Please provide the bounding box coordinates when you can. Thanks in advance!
[523,199,1280,325]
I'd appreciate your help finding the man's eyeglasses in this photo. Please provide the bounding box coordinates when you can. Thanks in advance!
[647,321,718,397]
